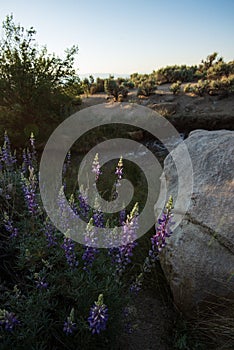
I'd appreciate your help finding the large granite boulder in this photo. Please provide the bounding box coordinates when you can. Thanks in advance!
[158,129,234,318]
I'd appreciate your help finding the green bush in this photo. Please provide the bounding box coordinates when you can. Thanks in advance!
[96,78,105,92]
[153,65,197,84]
[104,78,128,101]
[183,83,193,93]
[0,15,81,148]
[191,80,209,96]
[170,81,182,95]
[137,81,157,97]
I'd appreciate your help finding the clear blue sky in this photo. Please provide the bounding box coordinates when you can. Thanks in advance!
[1,0,234,75]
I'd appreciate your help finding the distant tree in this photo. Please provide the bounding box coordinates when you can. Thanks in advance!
[104,78,119,100]
[0,14,80,147]
[96,77,105,92]
[201,52,219,70]
[82,78,91,97]
[104,78,128,101]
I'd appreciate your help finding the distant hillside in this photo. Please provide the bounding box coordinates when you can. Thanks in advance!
[79,73,130,80]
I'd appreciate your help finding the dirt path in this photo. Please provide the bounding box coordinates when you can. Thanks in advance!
[78,92,107,109]
[79,89,139,109]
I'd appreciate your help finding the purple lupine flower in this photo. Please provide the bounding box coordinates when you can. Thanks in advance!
[61,237,78,268]
[78,188,89,219]
[30,132,35,148]
[21,166,38,215]
[63,308,76,335]
[92,153,101,181]
[82,218,99,271]
[112,156,123,199]
[0,309,19,331]
[22,131,37,173]
[44,220,57,247]
[115,156,123,181]
[121,206,139,246]
[58,186,69,231]
[93,209,104,228]
[63,319,77,335]
[3,214,18,238]
[119,209,126,225]
[129,273,143,295]
[112,203,139,275]
[22,149,31,174]
[69,194,79,216]
[128,197,174,295]
[88,294,108,335]
[58,187,78,233]
[29,132,37,166]
[35,276,48,290]
[149,196,174,263]
[82,246,97,271]
[0,131,16,169]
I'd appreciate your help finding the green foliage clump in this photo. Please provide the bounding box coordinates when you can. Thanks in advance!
[191,79,209,96]
[183,83,193,93]
[153,65,198,84]
[170,81,182,95]
[0,15,81,148]
[137,82,157,97]
[80,76,105,95]
[87,77,133,97]
[132,74,157,97]
[104,77,129,101]
[189,74,234,97]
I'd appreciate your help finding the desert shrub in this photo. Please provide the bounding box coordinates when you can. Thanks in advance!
[122,80,135,89]
[119,84,129,98]
[191,80,209,96]
[170,81,182,95]
[183,83,193,93]
[104,78,119,99]
[207,61,230,80]
[0,132,175,349]
[137,81,157,97]
[130,73,141,87]
[90,84,98,95]
[207,76,232,96]
[82,78,91,97]
[96,78,105,92]
[227,74,234,93]
[116,77,126,86]
[87,78,105,94]
[197,53,234,82]
[130,73,152,88]
[104,78,128,100]
[154,65,197,84]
